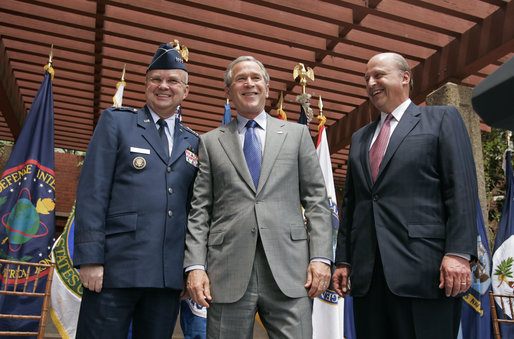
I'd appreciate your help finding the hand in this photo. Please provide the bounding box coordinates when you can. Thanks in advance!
[439,255,471,297]
[332,264,350,297]
[180,288,190,300]
[304,261,331,299]
[79,264,104,293]
[186,270,212,308]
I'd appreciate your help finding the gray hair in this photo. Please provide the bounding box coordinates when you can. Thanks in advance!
[224,56,270,87]
[388,53,413,91]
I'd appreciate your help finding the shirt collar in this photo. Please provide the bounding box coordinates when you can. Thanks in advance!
[381,98,412,123]
[236,110,267,134]
[148,106,177,129]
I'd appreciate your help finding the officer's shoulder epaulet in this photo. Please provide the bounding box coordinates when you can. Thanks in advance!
[106,106,138,114]
[182,125,198,137]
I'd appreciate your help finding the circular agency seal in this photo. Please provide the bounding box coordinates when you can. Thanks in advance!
[132,156,146,170]
[491,234,514,318]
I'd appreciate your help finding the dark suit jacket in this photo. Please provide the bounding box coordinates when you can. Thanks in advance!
[335,103,477,299]
[74,105,198,290]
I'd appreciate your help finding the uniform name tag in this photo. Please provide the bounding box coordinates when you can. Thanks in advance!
[130,147,150,154]
[185,149,198,167]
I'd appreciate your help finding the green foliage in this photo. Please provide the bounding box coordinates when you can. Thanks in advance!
[482,128,512,225]
[494,257,514,278]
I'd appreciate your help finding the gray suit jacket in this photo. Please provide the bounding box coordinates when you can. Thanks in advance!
[184,114,332,303]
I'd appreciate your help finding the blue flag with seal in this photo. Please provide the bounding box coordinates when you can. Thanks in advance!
[458,201,492,339]
[0,69,55,333]
[491,150,514,339]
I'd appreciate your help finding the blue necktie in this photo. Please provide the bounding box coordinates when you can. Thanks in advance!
[157,119,169,159]
[244,120,262,188]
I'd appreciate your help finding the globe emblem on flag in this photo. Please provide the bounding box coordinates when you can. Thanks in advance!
[1,188,50,252]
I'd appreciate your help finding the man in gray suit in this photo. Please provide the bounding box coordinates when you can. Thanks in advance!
[184,56,333,338]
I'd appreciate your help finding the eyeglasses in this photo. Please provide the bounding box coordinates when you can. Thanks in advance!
[148,77,186,87]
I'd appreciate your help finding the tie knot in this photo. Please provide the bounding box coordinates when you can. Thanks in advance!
[246,120,258,129]
[384,114,393,123]
[157,118,167,128]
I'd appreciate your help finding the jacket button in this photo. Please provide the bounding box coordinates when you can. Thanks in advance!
[373,195,379,201]
[167,167,172,173]
[251,227,256,233]
[168,210,173,217]
[168,187,173,194]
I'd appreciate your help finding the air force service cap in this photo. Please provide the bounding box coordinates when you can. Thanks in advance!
[147,42,188,73]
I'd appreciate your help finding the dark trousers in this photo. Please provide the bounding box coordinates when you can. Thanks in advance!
[76,287,181,339]
[353,253,461,339]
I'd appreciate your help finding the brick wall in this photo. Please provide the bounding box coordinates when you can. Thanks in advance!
[55,152,83,215]
[54,152,83,234]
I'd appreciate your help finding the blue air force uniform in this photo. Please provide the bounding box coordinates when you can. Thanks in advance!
[73,42,198,339]
[74,105,198,289]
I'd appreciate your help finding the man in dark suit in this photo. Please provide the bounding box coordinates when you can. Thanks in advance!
[73,42,199,338]
[184,56,333,338]
[332,52,477,339]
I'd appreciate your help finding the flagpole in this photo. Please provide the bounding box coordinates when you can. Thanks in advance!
[277,92,287,120]
[317,96,326,132]
[44,44,55,79]
[294,63,314,124]
[121,63,126,82]
[113,65,126,107]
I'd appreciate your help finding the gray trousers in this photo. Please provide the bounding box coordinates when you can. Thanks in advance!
[207,239,313,339]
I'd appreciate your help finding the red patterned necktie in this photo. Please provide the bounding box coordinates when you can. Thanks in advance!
[369,114,393,182]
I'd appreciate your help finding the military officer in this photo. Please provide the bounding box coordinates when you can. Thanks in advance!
[74,42,199,339]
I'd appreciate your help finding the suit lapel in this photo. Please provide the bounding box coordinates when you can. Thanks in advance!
[169,121,192,166]
[360,121,378,189]
[258,115,286,194]
[138,106,169,163]
[218,120,256,191]
[376,103,421,182]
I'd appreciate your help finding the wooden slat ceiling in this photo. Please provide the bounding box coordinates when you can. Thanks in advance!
[1,0,513,189]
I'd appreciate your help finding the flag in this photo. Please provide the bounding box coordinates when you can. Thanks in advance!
[343,295,356,339]
[277,107,287,120]
[458,201,493,339]
[0,68,56,333]
[277,92,287,120]
[112,80,125,108]
[177,104,182,122]
[296,93,312,125]
[112,65,126,108]
[298,104,308,124]
[491,150,514,338]
[222,100,231,125]
[312,118,345,339]
[50,203,81,338]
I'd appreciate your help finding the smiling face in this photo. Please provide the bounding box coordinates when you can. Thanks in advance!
[225,60,269,120]
[364,53,410,114]
[145,69,189,118]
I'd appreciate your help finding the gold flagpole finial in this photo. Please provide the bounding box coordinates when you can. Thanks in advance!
[279,91,284,110]
[317,95,326,131]
[226,98,229,104]
[47,44,53,68]
[171,39,189,62]
[44,44,55,79]
[121,64,126,82]
[293,63,314,94]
